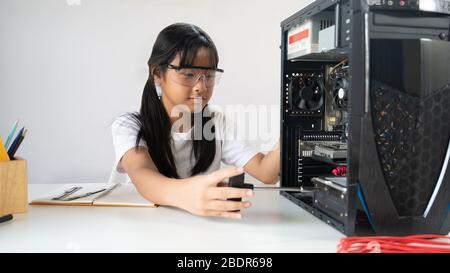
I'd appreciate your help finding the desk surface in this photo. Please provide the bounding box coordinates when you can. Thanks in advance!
[0,183,343,252]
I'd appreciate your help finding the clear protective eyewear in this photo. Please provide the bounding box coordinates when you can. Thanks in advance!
[165,64,224,88]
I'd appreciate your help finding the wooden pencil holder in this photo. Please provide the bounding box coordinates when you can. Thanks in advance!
[0,157,28,216]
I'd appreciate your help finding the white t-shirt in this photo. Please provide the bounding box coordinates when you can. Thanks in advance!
[111,108,258,181]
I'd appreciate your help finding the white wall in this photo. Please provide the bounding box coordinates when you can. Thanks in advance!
[0,0,312,184]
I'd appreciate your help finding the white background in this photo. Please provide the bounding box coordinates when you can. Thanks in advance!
[0,0,312,184]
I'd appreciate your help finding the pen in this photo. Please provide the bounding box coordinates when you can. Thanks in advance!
[51,186,82,200]
[94,183,120,200]
[63,188,107,201]
[8,128,27,159]
[0,214,13,224]
[4,120,19,150]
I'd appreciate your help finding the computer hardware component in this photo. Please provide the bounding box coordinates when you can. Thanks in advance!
[280,0,450,235]
[367,0,450,15]
[313,141,347,159]
[287,12,335,59]
[319,25,336,52]
[290,74,325,113]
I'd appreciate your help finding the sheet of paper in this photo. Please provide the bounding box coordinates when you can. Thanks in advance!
[94,183,155,207]
[30,183,156,208]
[31,183,116,205]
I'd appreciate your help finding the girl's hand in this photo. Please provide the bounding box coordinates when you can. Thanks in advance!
[178,167,254,219]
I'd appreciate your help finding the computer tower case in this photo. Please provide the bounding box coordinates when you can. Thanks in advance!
[280,0,450,235]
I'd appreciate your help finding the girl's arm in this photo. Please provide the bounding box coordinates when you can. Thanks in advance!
[120,146,254,219]
[120,147,182,206]
[243,141,280,184]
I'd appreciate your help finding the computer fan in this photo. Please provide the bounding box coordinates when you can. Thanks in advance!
[332,76,348,111]
[290,74,324,111]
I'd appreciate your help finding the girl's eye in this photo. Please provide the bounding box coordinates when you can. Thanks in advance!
[183,73,195,78]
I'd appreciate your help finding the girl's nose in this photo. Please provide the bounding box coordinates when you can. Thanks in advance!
[193,75,207,94]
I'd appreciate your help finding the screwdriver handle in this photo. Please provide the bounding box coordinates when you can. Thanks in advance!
[227,173,253,202]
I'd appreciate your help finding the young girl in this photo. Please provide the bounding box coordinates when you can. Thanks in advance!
[112,23,280,219]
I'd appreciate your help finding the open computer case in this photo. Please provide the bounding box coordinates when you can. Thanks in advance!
[280,0,450,235]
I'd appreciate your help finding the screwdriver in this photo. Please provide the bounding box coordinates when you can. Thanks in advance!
[253,186,318,192]
[227,173,318,202]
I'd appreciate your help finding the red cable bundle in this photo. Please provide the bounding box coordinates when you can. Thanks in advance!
[337,234,450,253]
[332,166,347,176]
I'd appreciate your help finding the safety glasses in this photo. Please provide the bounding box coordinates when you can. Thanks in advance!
[165,64,224,88]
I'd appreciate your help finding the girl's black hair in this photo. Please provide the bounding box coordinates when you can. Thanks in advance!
[131,23,218,178]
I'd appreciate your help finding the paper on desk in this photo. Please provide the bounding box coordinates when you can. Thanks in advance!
[93,183,156,207]
[30,183,156,208]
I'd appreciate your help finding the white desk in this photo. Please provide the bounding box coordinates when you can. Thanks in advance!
[0,183,343,252]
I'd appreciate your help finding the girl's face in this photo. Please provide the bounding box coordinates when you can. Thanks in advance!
[156,47,216,116]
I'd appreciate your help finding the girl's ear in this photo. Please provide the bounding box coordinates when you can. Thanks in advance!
[152,68,163,97]
[154,77,161,86]
[151,66,162,86]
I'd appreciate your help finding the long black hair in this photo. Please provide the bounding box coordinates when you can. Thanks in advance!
[131,23,218,178]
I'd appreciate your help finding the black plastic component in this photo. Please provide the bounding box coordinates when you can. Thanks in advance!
[227,173,254,202]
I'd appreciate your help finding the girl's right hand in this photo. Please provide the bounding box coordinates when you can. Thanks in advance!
[178,167,254,219]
